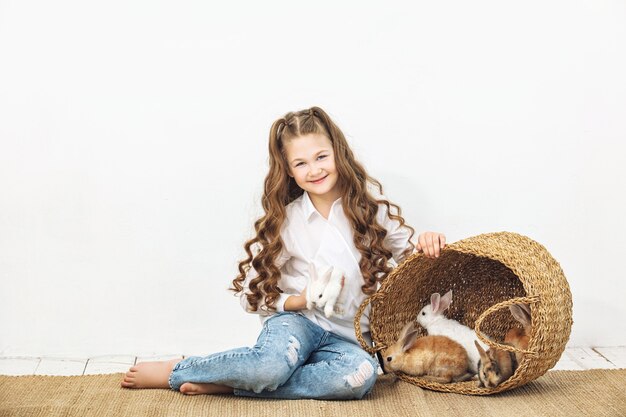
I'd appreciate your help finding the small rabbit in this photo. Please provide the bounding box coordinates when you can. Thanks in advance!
[416,290,488,374]
[474,340,516,389]
[383,321,473,383]
[506,303,532,364]
[306,262,345,318]
[475,303,532,388]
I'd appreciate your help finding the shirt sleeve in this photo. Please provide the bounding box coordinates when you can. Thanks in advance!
[376,201,415,265]
[239,246,292,315]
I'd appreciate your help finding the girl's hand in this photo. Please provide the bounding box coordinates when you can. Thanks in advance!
[417,231,446,258]
[284,287,308,311]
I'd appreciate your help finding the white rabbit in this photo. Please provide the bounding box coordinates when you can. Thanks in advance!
[306,262,345,318]
[416,290,489,374]
[306,262,331,311]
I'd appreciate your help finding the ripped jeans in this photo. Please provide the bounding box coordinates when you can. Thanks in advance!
[168,312,379,400]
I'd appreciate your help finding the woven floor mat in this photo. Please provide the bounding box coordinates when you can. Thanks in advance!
[1,369,624,417]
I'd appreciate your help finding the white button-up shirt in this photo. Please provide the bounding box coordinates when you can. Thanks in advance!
[240,191,414,346]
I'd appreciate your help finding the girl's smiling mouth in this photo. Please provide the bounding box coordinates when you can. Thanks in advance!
[309,175,328,184]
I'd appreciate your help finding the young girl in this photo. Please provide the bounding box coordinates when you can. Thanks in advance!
[121,106,446,400]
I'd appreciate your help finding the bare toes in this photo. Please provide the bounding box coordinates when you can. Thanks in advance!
[121,379,135,388]
[180,383,200,395]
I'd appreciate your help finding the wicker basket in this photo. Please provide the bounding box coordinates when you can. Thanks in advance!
[354,231,573,395]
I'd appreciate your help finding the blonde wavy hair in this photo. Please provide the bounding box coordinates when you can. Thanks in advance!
[230,106,415,312]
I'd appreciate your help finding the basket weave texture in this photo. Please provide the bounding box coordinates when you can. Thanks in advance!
[355,231,573,395]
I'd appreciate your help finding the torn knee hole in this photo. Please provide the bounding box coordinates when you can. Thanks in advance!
[286,336,300,366]
[345,360,375,388]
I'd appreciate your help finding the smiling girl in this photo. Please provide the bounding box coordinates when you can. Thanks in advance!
[121,106,446,400]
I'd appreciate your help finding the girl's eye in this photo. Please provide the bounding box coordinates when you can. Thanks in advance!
[295,162,305,167]
[318,155,327,160]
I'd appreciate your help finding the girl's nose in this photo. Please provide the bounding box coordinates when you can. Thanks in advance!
[310,165,323,176]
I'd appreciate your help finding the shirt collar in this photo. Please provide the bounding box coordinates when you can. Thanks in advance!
[302,191,342,222]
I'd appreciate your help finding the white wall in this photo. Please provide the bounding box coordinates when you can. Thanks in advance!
[1,0,624,357]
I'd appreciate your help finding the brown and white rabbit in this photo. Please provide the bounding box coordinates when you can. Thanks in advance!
[474,340,516,388]
[383,321,473,383]
[475,303,532,388]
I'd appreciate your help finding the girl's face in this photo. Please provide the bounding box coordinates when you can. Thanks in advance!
[284,133,340,201]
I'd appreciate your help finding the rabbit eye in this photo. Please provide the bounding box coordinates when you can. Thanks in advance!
[318,295,323,298]
[421,312,426,316]
[386,357,392,362]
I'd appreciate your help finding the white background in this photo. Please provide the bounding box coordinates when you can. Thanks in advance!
[1,0,625,357]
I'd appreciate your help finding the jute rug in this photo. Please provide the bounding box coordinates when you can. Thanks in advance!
[1,369,624,417]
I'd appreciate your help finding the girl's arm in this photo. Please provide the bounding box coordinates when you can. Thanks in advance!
[377,202,415,263]
[377,201,445,261]
[239,247,293,315]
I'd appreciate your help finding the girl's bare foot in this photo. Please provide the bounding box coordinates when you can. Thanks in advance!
[180,382,234,396]
[121,358,181,389]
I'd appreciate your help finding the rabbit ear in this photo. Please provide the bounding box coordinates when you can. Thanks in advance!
[439,290,453,312]
[320,265,333,285]
[322,265,333,277]
[399,322,419,352]
[519,303,531,316]
[308,262,318,281]
[398,321,415,341]
[474,340,489,362]
[430,293,441,312]
[510,304,531,327]
[403,329,419,352]
[330,267,344,283]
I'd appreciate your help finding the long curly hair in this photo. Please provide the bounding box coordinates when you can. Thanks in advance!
[230,106,415,312]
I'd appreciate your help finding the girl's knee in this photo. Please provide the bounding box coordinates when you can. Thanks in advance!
[246,362,293,393]
[245,342,303,393]
[236,317,311,394]
[313,354,378,400]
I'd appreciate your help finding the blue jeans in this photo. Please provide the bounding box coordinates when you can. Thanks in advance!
[168,312,379,400]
